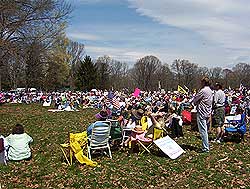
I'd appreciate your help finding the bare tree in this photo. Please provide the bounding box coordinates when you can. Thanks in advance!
[66,40,85,89]
[131,55,162,91]
[171,59,198,89]
[208,67,223,84]
[25,40,47,88]
[95,55,111,89]
[109,60,128,89]
[222,68,234,88]
[232,63,250,88]
[156,63,174,91]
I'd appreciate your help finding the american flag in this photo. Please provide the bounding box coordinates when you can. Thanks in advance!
[107,91,120,110]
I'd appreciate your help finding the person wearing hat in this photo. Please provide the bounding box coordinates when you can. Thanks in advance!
[123,109,144,129]
[145,112,165,138]
[123,125,152,147]
[192,77,213,153]
[95,109,109,120]
[123,110,166,147]
[212,82,225,143]
[87,109,109,136]
[131,109,144,120]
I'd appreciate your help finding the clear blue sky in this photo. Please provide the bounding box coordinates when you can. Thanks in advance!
[66,0,250,68]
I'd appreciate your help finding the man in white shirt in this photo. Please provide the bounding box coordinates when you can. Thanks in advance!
[212,83,226,143]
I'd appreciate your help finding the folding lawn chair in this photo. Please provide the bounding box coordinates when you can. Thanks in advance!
[87,121,112,160]
[108,119,123,145]
[121,120,136,146]
[121,116,152,146]
[60,132,97,166]
[121,127,131,146]
[224,114,247,141]
[138,127,164,155]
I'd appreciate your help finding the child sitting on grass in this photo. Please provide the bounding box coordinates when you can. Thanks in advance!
[6,124,33,161]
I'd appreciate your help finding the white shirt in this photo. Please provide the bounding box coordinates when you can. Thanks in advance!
[214,89,225,108]
[6,133,33,161]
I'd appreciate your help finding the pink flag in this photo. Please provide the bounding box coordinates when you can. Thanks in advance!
[133,88,140,97]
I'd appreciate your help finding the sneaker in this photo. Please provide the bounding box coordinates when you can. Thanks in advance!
[202,149,209,153]
[211,139,216,143]
[211,139,221,143]
[198,148,209,153]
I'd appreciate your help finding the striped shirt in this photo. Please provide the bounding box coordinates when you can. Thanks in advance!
[193,86,213,118]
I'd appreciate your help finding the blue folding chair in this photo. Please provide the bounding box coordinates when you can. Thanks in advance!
[224,114,246,141]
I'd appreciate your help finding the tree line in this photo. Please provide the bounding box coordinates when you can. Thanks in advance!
[1,1,250,92]
[72,55,250,91]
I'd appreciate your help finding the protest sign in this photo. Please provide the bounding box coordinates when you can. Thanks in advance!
[154,136,184,159]
[133,88,140,97]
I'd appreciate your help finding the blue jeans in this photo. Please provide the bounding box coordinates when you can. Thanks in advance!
[197,114,209,151]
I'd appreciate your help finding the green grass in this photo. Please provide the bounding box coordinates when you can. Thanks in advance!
[0,104,250,188]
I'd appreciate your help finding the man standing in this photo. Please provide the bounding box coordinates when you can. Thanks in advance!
[212,83,226,143]
[193,77,213,152]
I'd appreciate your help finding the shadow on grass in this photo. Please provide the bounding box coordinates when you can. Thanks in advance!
[179,144,199,152]
[223,135,244,144]
[195,133,244,144]
[195,135,215,141]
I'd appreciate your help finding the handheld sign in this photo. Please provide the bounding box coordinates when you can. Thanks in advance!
[133,88,140,97]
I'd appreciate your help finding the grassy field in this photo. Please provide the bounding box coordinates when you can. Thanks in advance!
[0,104,250,189]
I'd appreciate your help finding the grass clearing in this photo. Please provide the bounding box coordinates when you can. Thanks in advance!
[0,104,250,188]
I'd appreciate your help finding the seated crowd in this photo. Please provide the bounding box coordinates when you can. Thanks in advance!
[1,84,250,164]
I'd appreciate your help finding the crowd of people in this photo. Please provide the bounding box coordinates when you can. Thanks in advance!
[1,76,250,163]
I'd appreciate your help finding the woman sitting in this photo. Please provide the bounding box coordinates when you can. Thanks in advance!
[6,124,33,161]
[124,112,164,147]
[145,112,165,138]
[123,125,152,147]
[87,109,109,136]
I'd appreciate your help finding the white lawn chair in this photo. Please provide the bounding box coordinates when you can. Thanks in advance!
[87,121,112,160]
[121,128,132,145]
[121,121,135,146]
